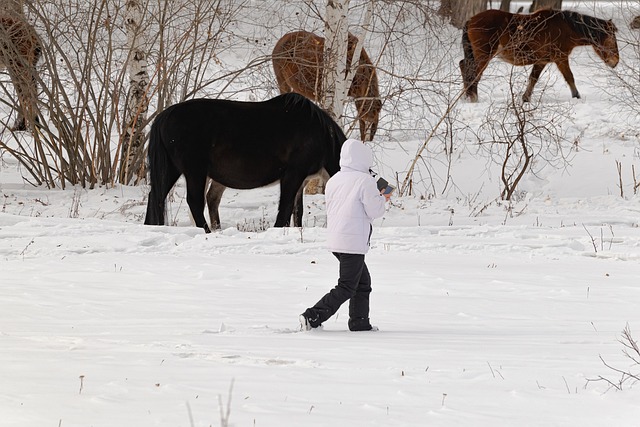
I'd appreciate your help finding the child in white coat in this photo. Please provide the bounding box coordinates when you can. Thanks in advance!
[300,138,390,331]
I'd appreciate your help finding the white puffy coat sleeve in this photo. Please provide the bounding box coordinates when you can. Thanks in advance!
[362,176,386,221]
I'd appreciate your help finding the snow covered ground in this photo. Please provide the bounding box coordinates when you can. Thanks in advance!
[2,1,640,426]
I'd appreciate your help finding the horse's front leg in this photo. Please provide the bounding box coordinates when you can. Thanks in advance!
[359,117,377,142]
[523,63,547,103]
[205,179,226,230]
[554,58,580,99]
[185,175,212,233]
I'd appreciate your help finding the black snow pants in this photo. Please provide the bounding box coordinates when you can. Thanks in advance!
[308,252,372,325]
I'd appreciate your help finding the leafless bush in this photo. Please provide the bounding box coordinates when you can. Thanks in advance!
[0,0,251,188]
[586,324,640,391]
[475,70,572,200]
[603,2,640,135]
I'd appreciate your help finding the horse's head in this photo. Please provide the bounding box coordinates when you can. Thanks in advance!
[592,19,619,68]
[567,11,620,68]
[352,63,381,140]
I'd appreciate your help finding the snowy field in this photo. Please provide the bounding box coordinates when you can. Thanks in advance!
[2,1,640,426]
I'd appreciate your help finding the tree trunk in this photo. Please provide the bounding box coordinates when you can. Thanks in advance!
[499,0,511,12]
[529,0,562,12]
[440,0,487,29]
[118,0,150,185]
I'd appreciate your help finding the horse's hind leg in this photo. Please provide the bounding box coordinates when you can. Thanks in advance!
[292,185,305,227]
[185,173,212,233]
[145,165,181,226]
[205,179,226,230]
[460,25,480,102]
[459,58,476,102]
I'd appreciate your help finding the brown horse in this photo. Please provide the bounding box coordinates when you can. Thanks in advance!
[0,13,42,131]
[460,9,619,102]
[272,30,381,141]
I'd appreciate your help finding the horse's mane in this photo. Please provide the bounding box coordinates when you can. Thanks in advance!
[561,10,616,41]
[282,92,346,143]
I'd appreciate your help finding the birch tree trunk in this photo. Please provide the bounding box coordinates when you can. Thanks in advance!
[322,0,350,125]
[306,0,350,195]
[118,0,150,185]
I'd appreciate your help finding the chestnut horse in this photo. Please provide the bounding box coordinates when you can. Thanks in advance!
[460,9,619,102]
[272,30,381,141]
[0,13,42,130]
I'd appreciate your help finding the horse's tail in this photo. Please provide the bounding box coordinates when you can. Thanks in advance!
[461,22,474,65]
[144,111,171,226]
[460,22,475,95]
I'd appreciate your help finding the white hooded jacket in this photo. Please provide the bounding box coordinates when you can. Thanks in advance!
[325,139,386,254]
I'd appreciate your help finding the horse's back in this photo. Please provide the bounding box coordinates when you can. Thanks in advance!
[272,30,324,97]
[153,94,331,158]
[152,93,340,190]
[273,30,322,54]
[465,9,512,30]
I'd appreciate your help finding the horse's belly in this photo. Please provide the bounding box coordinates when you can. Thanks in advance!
[208,159,281,190]
[497,45,544,66]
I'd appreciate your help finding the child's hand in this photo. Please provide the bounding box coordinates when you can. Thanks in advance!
[381,190,391,202]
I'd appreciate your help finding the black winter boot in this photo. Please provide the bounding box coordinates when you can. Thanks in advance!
[300,310,322,331]
[348,317,378,331]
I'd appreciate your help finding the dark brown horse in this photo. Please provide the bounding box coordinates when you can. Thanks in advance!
[460,9,619,102]
[144,93,346,233]
[0,13,42,130]
[272,30,381,141]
